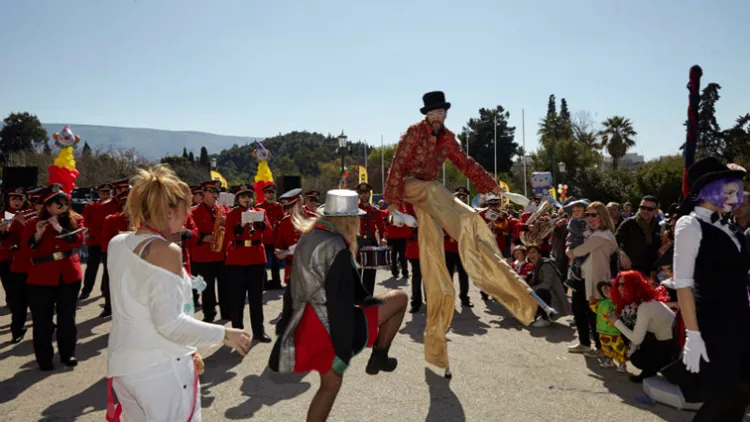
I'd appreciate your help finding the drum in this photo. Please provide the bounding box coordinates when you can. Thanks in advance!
[359,246,391,269]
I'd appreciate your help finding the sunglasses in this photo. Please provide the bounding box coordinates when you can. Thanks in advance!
[585,212,599,218]
[639,205,656,212]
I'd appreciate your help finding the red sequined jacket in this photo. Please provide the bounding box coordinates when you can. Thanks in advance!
[384,120,496,206]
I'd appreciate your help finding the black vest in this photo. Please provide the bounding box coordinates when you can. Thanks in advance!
[693,219,750,334]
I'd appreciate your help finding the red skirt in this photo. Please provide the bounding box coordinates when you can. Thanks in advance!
[293,304,378,374]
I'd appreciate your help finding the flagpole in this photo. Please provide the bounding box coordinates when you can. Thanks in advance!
[682,65,702,201]
[380,135,385,192]
[522,108,527,197]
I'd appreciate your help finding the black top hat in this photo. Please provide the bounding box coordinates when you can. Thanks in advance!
[232,183,254,196]
[688,157,746,195]
[420,91,451,115]
[454,186,469,196]
[356,182,373,192]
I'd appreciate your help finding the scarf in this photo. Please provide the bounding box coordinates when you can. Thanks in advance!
[635,213,656,245]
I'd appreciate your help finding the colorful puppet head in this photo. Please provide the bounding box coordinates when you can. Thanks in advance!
[52,126,81,148]
[251,142,271,161]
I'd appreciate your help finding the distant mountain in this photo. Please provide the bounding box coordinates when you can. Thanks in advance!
[41,123,262,160]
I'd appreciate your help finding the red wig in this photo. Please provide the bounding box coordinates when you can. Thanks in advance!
[610,270,669,311]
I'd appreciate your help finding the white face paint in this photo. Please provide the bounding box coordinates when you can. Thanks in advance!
[722,182,741,213]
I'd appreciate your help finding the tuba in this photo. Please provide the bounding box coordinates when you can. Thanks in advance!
[520,201,560,246]
[210,210,225,252]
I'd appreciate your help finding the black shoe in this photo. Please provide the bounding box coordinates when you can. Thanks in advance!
[39,362,54,372]
[391,272,399,279]
[11,328,27,344]
[480,292,490,301]
[99,307,112,318]
[61,357,78,367]
[461,298,474,308]
[202,316,215,323]
[269,283,283,290]
[78,291,90,301]
[254,333,272,343]
[402,273,409,279]
[366,348,398,375]
[409,303,421,314]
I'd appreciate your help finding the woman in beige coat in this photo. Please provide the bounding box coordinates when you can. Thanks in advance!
[566,201,618,355]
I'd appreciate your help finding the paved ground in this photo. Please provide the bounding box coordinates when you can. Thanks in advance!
[0,265,700,421]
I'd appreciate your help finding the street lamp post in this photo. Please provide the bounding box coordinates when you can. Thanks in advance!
[558,161,567,184]
[338,132,349,189]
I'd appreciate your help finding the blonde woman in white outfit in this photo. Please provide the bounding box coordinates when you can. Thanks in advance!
[106,165,251,421]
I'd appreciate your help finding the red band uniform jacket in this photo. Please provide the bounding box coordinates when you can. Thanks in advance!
[91,200,121,249]
[190,203,228,263]
[358,204,386,245]
[255,201,284,246]
[224,205,270,266]
[101,212,131,253]
[22,215,85,286]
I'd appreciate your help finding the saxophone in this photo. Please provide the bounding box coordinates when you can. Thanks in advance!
[210,209,225,252]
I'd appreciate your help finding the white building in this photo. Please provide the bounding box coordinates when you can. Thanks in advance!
[602,152,645,169]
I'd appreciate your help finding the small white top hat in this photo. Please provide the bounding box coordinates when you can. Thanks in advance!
[319,189,366,217]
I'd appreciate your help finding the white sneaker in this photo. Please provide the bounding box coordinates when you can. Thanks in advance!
[568,343,592,354]
[531,319,551,328]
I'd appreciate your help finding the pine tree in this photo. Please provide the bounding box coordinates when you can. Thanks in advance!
[182,147,189,159]
[82,141,92,156]
[188,151,195,162]
[199,146,210,167]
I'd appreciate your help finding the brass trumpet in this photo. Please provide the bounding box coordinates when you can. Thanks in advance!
[520,201,561,246]
[210,213,225,253]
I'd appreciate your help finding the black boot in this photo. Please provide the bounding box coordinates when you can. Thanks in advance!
[366,347,398,375]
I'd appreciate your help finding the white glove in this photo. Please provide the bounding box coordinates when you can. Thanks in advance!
[391,210,418,228]
[682,330,710,373]
[288,243,297,254]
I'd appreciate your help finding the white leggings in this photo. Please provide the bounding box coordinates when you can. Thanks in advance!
[112,355,200,422]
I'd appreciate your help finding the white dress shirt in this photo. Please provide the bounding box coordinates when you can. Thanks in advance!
[673,206,741,289]
[107,233,225,377]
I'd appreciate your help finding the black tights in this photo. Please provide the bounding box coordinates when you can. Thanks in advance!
[693,382,750,422]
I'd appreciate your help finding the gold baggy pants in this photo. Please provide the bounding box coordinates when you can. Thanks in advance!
[403,179,538,369]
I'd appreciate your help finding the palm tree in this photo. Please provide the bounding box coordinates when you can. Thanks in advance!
[599,116,637,170]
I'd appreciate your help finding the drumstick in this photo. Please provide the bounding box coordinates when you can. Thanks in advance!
[478,240,559,320]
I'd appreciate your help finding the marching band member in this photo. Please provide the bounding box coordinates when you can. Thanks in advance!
[384,203,411,279]
[304,189,321,214]
[99,187,131,318]
[23,185,85,370]
[191,185,203,207]
[445,187,472,308]
[79,183,112,300]
[355,183,386,295]
[275,189,305,286]
[93,178,130,313]
[1,187,32,343]
[256,182,284,290]
[224,183,272,342]
[190,180,229,323]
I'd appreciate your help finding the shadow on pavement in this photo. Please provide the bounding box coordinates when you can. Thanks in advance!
[450,306,490,337]
[528,320,576,344]
[0,366,55,405]
[399,312,425,344]
[200,345,244,408]
[76,315,109,340]
[38,377,107,421]
[224,366,311,419]
[583,358,687,421]
[262,289,284,306]
[425,368,465,421]
[483,300,524,331]
[380,276,408,289]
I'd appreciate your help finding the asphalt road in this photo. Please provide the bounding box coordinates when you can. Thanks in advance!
[0,265,701,421]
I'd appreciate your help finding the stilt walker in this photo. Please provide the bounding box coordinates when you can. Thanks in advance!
[384,92,555,377]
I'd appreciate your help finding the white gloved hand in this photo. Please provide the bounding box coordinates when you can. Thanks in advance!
[391,210,418,228]
[682,330,710,373]
[288,243,297,254]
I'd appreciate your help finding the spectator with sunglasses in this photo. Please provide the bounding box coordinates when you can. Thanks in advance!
[22,185,86,370]
[615,195,662,278]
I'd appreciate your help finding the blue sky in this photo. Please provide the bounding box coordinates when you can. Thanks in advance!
[1,0,748,160]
